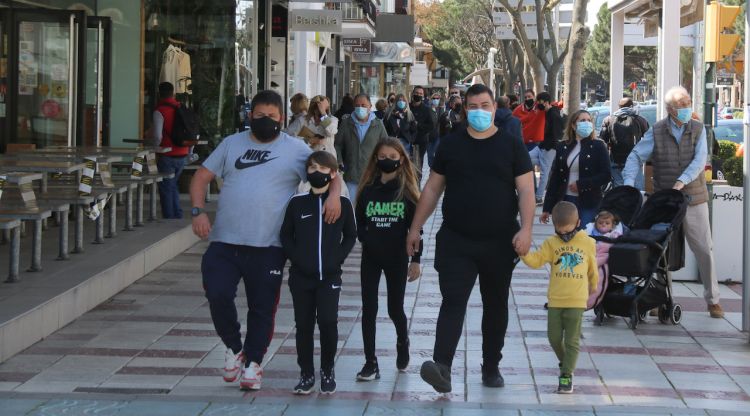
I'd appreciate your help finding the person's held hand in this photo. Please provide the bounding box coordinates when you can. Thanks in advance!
[407,262,421,282]
[673,181,685,191]
[512,228,532,256]
[406,228,421,257]
[568,182,579,193]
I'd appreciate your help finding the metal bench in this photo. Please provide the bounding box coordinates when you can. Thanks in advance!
[0,208,53,275]
[0,219,21,282]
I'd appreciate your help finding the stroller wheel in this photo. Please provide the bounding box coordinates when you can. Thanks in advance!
[658,305,670,324]
[629,308,639,330]
[594,305,604,326]
[670,303,682,325]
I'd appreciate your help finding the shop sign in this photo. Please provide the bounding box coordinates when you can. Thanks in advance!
[352,39,371,55]
[716,76,733,86]
[289,10,342,33]
[343,38,361,47]
[351,42,414,63]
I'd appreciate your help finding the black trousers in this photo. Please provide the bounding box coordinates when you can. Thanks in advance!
[201,243,285,365]
[432,227,518,367]
[289,273,341,375]
[360,250,409,362]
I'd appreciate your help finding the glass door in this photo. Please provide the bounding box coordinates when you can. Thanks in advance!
[0,10,8,152]
[84,17,111,147]
[12,10,85,148]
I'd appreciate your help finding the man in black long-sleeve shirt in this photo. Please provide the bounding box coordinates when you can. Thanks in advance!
[532,92,564,204]
[409,86,435,179]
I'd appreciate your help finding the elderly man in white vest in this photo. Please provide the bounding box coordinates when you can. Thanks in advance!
[622,86,723,319]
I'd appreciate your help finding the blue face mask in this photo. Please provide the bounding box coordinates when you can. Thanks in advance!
[354,106,369,120]
[396,101,407,110]
[467,109,493,132]
[431,99,440,107]
[575,121,594,138]
[675,107,692,124]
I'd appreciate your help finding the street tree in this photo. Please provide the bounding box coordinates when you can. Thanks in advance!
[563,0,590,114]
[496,0,569,98]
[582,3,657,97]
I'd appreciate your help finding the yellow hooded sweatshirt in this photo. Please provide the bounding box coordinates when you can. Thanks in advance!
[520,230,599,308]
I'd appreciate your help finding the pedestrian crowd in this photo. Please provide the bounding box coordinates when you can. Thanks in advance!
[181,83,722,397]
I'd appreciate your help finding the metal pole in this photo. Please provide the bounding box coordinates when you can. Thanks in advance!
[742,0,750,336]
[488,48,497,94]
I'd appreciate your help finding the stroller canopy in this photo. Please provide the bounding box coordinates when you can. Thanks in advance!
[632,189,689,230]
[599,186,643,228]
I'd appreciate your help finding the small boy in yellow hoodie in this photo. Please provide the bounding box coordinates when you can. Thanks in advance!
[521,201,598,394]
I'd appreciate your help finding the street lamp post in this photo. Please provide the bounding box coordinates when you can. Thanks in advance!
[488,47,498,93]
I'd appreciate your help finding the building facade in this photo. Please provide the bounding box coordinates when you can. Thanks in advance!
[0,0,419,152]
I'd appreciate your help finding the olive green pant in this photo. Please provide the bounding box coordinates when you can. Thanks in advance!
[547,307,584,377]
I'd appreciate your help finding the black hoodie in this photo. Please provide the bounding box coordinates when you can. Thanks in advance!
[356,177,422,264]
[280,191,357,280]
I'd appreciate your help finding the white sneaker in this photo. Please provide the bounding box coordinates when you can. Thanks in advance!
[240,361,263,391]
[222,348,245,383]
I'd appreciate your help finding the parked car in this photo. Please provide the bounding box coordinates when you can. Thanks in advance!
[718,107,740,120]
[714,119,744,144]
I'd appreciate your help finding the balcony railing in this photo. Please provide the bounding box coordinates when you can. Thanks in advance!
[328,1,377,26]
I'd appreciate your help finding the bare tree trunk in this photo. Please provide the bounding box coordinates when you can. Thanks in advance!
[563,0,590,114]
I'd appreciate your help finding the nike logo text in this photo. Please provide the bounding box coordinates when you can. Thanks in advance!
[235,149,278,169]
[301,214,313,219]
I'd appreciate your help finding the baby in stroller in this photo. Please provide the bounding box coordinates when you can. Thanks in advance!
[584,211,623,308]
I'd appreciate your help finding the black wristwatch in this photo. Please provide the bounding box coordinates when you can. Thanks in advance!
[191,207,204,217]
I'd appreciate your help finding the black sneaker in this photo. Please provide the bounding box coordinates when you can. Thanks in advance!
[320,369,336,394]
[420,360,452,393]
[292,373,315,395]
[396,338,410,372]
[557,375,573,394]
[481,364,505,388]
[356,359,380,381]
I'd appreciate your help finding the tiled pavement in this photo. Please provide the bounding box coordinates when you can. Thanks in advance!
[0,200,749,415]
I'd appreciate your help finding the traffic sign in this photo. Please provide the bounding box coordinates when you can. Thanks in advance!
[717,75,734,86]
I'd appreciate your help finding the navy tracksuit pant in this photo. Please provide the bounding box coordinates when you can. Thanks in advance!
[201,242,285,365]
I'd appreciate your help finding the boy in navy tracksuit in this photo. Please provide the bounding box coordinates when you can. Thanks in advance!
[280,151,357,395]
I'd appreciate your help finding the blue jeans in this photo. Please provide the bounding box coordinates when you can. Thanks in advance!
[529,145,556,200]
[427,137,440,167]
[346,182,359,205]
[156,155,186,219]
[563,195,598,229]
[611,163,644,191]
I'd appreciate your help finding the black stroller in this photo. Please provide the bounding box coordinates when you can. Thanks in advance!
[591,186,688,329]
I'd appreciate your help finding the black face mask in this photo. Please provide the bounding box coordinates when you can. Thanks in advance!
[537,103,546,111]
[376,158,401,174]
[307,171,332,189]
[524,98,535,108]
[250,116,281,142]
[556,229,578,243]
[412,95,423,103]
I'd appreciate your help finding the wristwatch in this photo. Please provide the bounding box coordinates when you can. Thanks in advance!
[191,207,204,217]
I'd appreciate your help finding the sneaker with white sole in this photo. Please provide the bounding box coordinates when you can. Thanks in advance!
[222,348,245,383]
[240,361,263,390]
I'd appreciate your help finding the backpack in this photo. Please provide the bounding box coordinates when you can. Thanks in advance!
[609,114,643,165]
[166,103,200,146]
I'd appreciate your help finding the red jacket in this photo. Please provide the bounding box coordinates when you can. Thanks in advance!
[512,104,546,144]
[156,97,189,157]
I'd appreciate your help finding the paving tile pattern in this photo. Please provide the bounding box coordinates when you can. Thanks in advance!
[0,192,749,415]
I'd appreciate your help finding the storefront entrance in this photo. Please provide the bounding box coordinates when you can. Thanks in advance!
[0,6,111,152]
